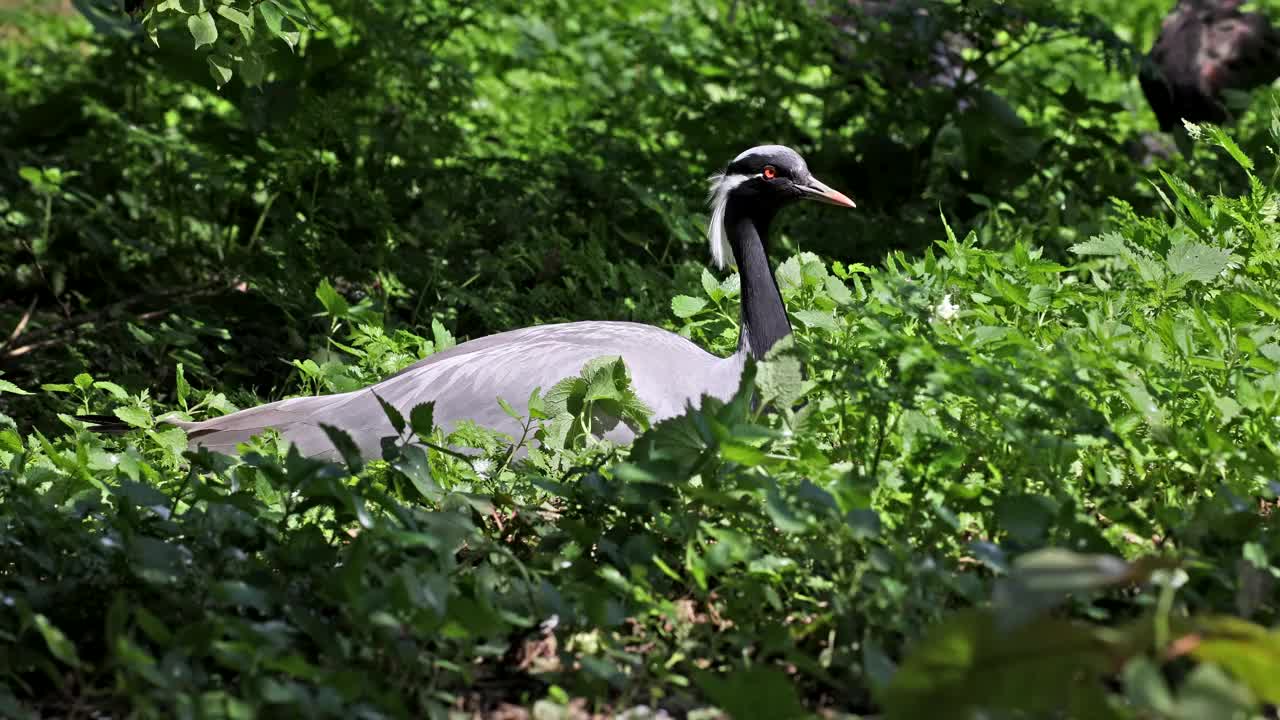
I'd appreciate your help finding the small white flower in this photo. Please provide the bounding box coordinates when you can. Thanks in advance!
[472,458,494,479]
[1182,119,1203,140]
[934,294,960,322]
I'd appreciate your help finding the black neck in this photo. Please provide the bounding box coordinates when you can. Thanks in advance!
[726,202,790,360]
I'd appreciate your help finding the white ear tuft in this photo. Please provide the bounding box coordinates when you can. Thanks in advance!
[706,172,748,269]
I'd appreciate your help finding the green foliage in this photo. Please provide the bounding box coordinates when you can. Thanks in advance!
[6,0,1280,716]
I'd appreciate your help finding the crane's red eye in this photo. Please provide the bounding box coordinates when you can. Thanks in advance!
[762,166,777,179]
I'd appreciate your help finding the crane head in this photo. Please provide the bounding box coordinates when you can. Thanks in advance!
[707,145,855,268]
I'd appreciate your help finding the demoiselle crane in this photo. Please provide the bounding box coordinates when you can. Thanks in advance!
[116,145,854,460]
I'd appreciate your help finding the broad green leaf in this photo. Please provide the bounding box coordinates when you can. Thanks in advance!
[320,424,364,474]
[757,353,804,408]
[207,53,233,88]
[32,614,81,668]
[1070,232,1130,258]
[700,267,723,301]
[147,427,188,459]
[1166,239,1234,284]
[187,11,218,49]
[793,309,837,331]
[671,294,706,318]
[113,405,153,429]
[239,52,265,86]
[1172,663,1257,719]
[526,386,547,420]
[1186,616,1280,705]
[373,392,405,436]
[409,402,435,440]
[431,318,455,351]
[216,4,253,30]
[130,536,190,585]
[259,1,299,49]
[0,379,31,395]
[93,380,128,400]
[824,275,853,305]
[393,444,438,499]
[315,278,349,317]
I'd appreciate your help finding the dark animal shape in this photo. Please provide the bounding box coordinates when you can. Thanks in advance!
[1141,0,1280,131]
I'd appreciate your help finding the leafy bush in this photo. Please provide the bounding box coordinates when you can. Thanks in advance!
[6,0,1280,718]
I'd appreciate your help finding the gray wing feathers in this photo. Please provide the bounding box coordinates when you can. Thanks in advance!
[180,321,745,460]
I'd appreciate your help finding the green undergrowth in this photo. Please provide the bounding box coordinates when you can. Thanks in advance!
[4,128,1280,719]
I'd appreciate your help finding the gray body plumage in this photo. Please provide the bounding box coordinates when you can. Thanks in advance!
[168,144,853,461]
[174,321,746,460]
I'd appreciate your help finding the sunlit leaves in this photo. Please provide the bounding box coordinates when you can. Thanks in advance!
[187,11,217,49]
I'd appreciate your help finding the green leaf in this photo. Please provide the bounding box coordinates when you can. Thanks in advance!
[113,405,153,429]
[584,359,624,403]
[1187,616,1280,705]
[373,392,405,436]
[74,372,93,390]
[32,614,81,668]
[130,536,190,585]
[258,1,299,49]
[431,318,456,351]
[1204,125,1254,172]
[793,309,837,331]
[18,166,42,187]
[320,424,364,474]
[824,275,853,305]
[174,363,190,410]
[496,396,521,421]
[207,53,234,89]
[409,402,435,440]
[1214,395,1242,425]
[696,667,807,720]
[764,486,809,531]
[239,51,265,86]
[216,4,253,30]
[259,0,284,32]
[393,444,438,499]
[0,379,32,395]
[1158,170,1212,230]
[881,609,1120,720]
[700,267,723,301]
[1172,663,1257,719]
[757,353,804,409]
[187,11,218,49]
[1070,232,1130,258]
[1123,658,1176,715]
[1166,240,1234,284]
[671,294,707,318]
[147,427,188,459]
[93,381,129,400]
[315,278,349,317]
[526,386,547,420]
